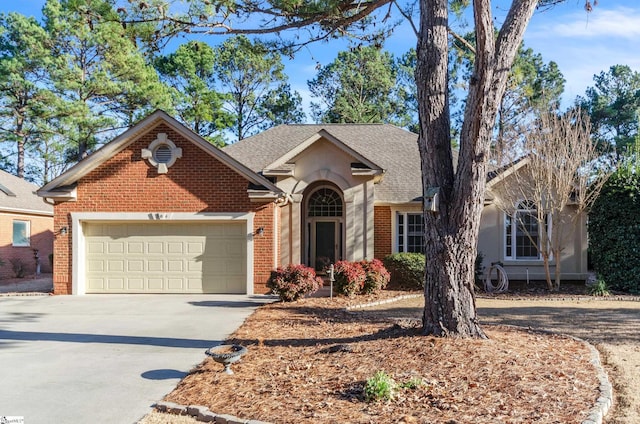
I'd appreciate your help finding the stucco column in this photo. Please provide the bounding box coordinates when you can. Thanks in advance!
[343,189,356,261]
[289,194,303,265]
[365,180,375,260]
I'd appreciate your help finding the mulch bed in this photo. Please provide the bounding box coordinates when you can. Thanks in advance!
[164,291,600,423]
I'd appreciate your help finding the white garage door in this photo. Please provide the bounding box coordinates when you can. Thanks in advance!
[84,222,247,294]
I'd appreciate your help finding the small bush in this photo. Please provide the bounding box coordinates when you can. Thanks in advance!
[333,260,366,297]
[399,377,424,390]
[364,371,397,402]
[266,264,322,302]
[361,259,390,294]
[10,258,25,278]
[383,253,425,290]
[589,278,610,297]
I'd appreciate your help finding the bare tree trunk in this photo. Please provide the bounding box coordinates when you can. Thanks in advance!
[542,253,553,291]
[417,0,538,337]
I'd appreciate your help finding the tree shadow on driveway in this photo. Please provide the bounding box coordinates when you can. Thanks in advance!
[0,329,220,348]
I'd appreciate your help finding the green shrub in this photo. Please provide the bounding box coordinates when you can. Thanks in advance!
[361,259,391,294]
[399,377,424,390]
[333,260,366,297]
[266,264,323,302]
[364,371,397,402]
[589,165,640,293]
[589,277,610,297]
[383,253,425,290]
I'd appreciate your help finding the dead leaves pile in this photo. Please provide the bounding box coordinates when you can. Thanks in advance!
[166,294,599,423]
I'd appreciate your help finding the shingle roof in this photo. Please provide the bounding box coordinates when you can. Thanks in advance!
[224,124,422,203]
[0,170,53,215]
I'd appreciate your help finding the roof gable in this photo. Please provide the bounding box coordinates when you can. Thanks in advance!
[262,129,384,178]
[225,124,422,203]
[38,110,282,201]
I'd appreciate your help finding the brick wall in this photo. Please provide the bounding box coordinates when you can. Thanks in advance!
[374,205,392,259]
[0,213,53,279]
[53,123,275,294]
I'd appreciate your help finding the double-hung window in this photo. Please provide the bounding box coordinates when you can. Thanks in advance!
[397,212,424,254]
[505,201,543,260]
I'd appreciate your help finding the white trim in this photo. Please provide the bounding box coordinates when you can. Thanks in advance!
[38,110,283,197]
[390,206,423,254]
[503,203,552,262]
[263,129,384,176]
[0,207,53,217]
[12,219,31,247]
[70,212,255,295]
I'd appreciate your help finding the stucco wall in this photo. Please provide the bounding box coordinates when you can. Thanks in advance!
[478,203,588,281]
[274,137,376,266]
[52,123,276,295]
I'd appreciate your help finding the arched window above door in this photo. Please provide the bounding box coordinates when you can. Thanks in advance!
[307,187,343,217]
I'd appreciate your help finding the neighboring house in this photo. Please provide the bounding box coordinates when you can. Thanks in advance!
[0,170,53,279]
[37,110,587,295]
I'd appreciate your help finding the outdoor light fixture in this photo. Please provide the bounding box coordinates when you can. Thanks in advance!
[256,227,265,236]
[60,226,68,235]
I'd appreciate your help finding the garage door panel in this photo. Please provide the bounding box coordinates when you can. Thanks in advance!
[167,260,183,272]
[107,278,124,290]
[147,260,164,272]
[148,278,163,290]
[87,278,105,290]
[167,278,184,290]
[128,242,144,254]
[87,260,104,272]
[147,242,164,254]
[127,260,144,272]
[85,222,247,294]
[187,242,204,254]
[128,278,144,290]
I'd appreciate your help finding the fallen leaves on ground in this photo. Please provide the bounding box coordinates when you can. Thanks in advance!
[165,292,599,423]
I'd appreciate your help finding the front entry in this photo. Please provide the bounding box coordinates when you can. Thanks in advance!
[305,186,344,271]
[312,220,341,271]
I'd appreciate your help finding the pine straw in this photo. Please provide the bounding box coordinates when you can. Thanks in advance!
[165,293,599,423]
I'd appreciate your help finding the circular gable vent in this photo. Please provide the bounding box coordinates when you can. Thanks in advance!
[141,133,182,173]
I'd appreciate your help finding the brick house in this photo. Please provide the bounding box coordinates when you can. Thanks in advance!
[38,110,587,295]
[0,169,53,279]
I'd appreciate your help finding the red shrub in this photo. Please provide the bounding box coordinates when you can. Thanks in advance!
[267,264,323,302]
[333,261,366,297]
[361,259,391,294]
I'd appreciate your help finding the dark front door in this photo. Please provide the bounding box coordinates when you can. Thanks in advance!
[314,221,336,271]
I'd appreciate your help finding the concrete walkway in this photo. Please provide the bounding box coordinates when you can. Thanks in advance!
[0,294,272,424]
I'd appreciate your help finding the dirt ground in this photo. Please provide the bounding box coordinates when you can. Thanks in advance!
[140,291,608,424]
[361,296,640,424]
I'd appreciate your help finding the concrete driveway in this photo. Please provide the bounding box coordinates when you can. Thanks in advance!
[0,294,272,424]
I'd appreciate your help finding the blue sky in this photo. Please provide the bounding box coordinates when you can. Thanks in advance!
[3,0,639,116]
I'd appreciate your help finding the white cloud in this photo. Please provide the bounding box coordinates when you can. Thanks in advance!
[530,7,640,39]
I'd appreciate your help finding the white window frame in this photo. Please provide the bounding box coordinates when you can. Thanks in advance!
[395,211,425,254]
[504,201,551,261]
[12,220,30,247]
